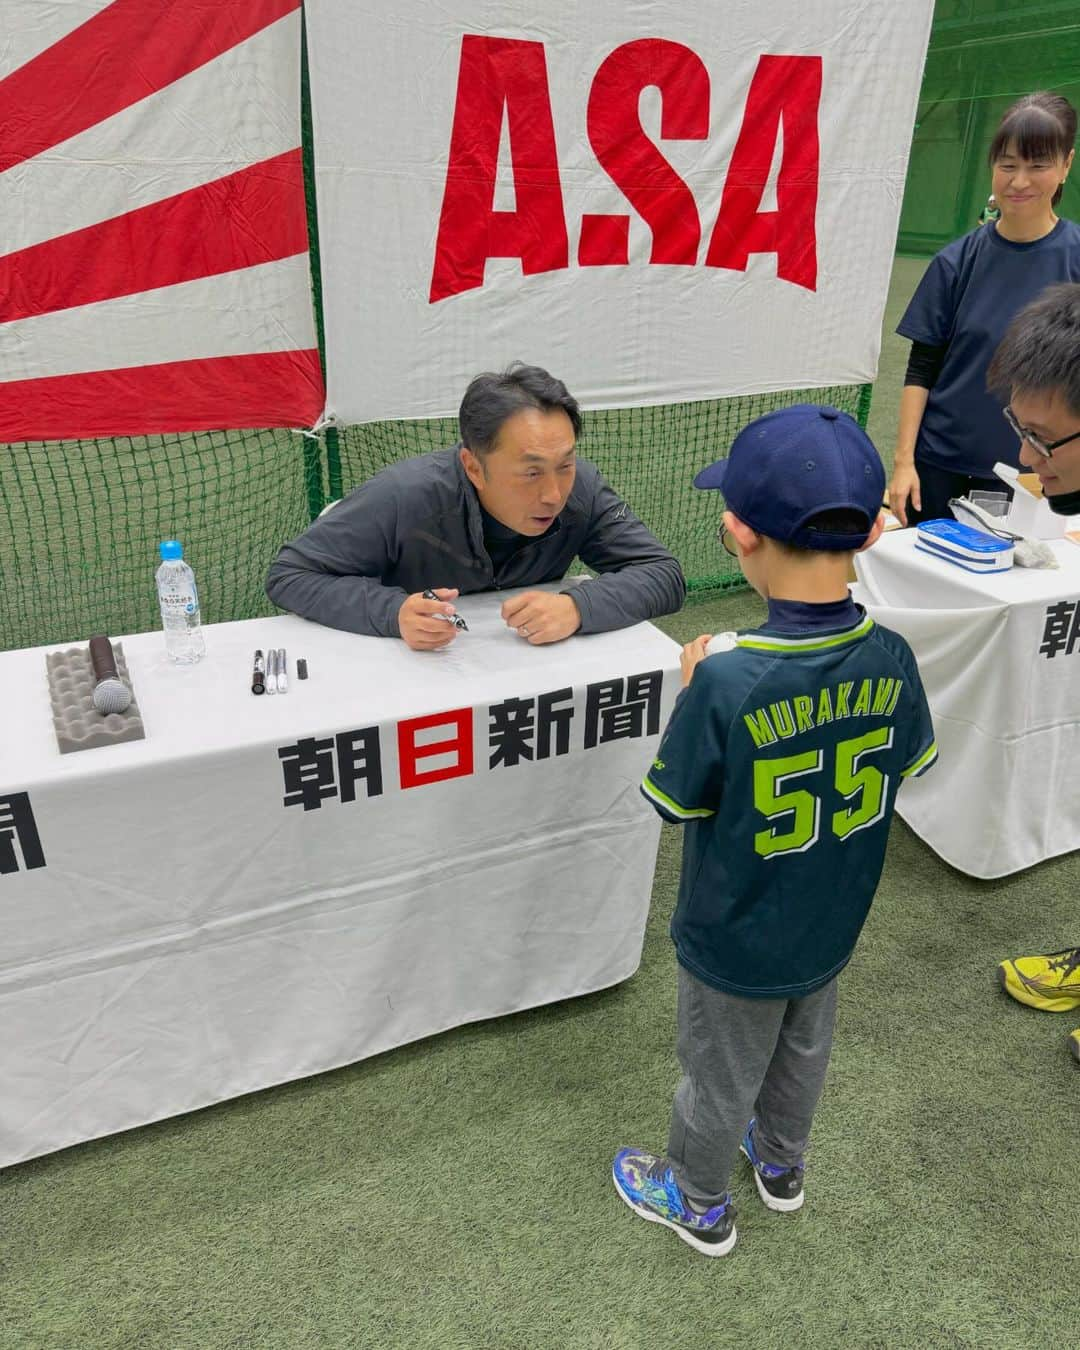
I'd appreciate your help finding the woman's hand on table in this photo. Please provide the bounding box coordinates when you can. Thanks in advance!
[888,462,922,527]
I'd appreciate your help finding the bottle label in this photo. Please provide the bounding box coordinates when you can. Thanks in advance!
[159,585,200,621]
[160,589,196,609]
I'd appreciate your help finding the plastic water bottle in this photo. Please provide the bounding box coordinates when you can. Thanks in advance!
[155,540,206,663]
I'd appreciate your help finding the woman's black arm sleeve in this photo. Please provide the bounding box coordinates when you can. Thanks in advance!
[904,340,947,389]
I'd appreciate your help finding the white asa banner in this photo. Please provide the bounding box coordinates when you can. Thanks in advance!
[305,0,933,423]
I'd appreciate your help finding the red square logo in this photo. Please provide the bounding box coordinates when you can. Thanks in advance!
[397,708,474,789]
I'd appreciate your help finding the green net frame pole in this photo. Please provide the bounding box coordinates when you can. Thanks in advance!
[300,0,330,519]
[325,427,344,504]
[301,435,324,522]
[856,381,873,429]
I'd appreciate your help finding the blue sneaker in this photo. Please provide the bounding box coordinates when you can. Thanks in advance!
[612,1147,737,1257]
[739,1119,805,1212]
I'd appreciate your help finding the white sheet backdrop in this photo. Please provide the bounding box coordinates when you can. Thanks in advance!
[306,0,933,422]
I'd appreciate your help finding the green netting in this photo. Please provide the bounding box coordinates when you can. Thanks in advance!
[0,429,322,651]
[0,383,871,654]
[334,382,871,595]
[898,1,1080,255]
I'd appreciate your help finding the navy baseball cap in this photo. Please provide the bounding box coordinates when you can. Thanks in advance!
[693,404,886,550]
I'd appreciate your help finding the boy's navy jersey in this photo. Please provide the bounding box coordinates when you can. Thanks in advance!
[641,603,936,999]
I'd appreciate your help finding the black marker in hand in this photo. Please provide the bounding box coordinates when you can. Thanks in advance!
[423,589,468,631]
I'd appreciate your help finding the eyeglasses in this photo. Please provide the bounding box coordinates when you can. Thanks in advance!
[716,523,740,558]
[1003,405,1080,460]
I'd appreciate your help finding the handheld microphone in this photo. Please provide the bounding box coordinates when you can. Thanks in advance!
[89,635,133,714]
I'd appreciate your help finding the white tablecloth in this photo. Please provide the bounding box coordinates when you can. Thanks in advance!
[0,587,680,1166]
[854,531,1080,878]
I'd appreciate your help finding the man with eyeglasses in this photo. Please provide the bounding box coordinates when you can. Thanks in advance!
[987,282,1080,1061]
[1002,403,1080,470]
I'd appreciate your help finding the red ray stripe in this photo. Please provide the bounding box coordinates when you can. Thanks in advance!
[0,350,324,441]
[0,0,300,174]
[0,150,308,322]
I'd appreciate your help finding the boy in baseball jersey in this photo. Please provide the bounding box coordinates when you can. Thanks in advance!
[613,405,937,1257]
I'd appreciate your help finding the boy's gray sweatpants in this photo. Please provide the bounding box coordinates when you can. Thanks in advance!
[667,963,838,1206]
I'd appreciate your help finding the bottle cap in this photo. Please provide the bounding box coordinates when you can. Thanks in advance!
[160,540,182,561]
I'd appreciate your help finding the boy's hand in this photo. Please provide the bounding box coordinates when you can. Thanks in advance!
[680,634,713,687]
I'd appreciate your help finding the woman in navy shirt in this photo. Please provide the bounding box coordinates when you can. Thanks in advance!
[890,92,1079,525]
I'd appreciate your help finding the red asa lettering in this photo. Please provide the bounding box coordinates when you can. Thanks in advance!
[580,39,710,267]
[398,709,475,789]
[705,55,821,290]
[429,36,568,303]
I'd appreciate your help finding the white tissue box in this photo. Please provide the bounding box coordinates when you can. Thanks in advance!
[993,462,1067,539]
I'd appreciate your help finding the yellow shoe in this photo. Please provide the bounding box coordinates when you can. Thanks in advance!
[997,947,1080,1012]
[1070,1029,1080,1064]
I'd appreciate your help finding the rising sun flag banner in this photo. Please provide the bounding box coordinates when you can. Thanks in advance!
[304,0,933,423]
[0,0,324,442]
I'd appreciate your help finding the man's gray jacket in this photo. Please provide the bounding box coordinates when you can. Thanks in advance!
[266,447,686,637]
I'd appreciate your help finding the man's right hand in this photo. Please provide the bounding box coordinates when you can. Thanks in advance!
[888,462,922,528]
[398,588,461,650]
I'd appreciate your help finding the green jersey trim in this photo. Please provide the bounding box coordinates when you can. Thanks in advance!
[901,740,939,778]
[736,616,875,654]
[641,773,715,820]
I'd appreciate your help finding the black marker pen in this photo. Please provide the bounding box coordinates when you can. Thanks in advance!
[252,649,266,695]
[422,588,468,631]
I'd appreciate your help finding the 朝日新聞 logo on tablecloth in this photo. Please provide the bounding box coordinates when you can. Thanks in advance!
[276,670,664,810]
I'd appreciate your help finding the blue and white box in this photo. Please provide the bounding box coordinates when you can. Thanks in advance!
[914,519,1014,573]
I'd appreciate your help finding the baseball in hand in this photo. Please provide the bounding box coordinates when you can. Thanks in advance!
[705,632,739,656]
